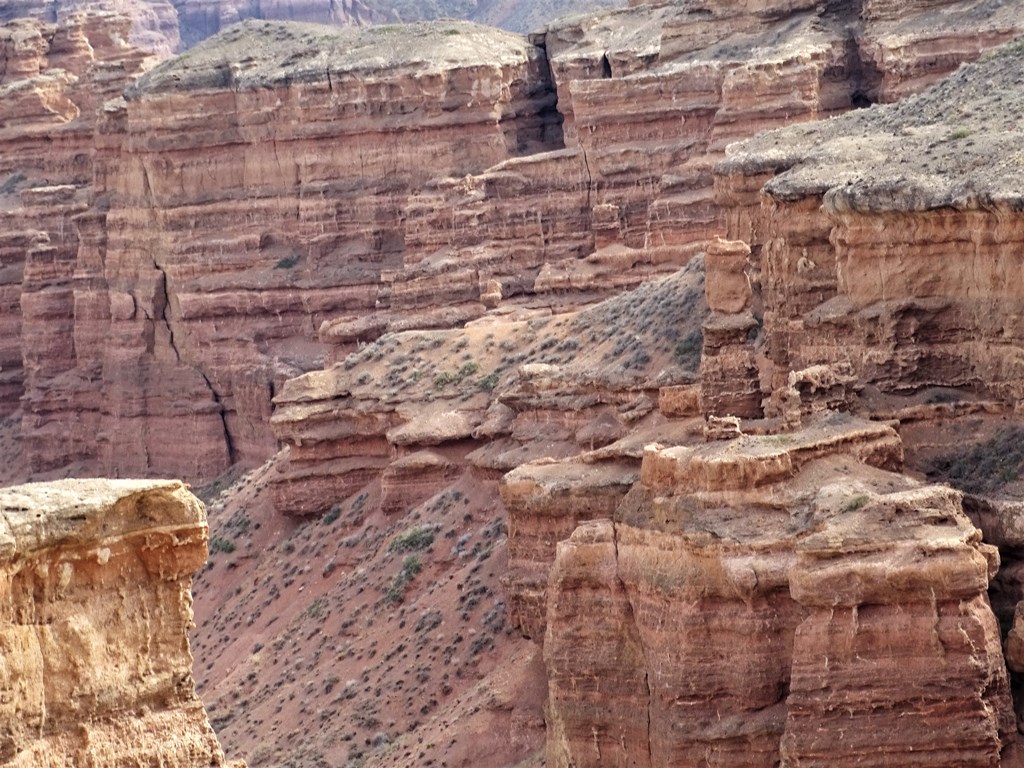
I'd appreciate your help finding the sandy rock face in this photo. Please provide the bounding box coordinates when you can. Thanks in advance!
[16,18,563,483]
[0,479,237,767]
[519,415,1017,767]
[0,13,154,430]
[0,0,620,56]
[3,0,1015,485]
[717,37,1024,409]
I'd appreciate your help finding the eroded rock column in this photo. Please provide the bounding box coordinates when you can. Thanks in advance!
[0,479,238,767]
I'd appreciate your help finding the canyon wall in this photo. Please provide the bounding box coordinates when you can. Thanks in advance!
[498,16,1024,768]
[4,5,1024,765]
[716,33,1024,412]
[10,17,568,482]
[3,0,1017,485]
[0,0,621,56]
[0,478,238,766]
[268,0,1021,514]
[0,13,157,471]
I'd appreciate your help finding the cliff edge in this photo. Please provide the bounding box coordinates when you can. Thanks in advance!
[0,479,240,767]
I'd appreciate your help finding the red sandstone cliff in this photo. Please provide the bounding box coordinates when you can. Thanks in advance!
[3,0,1017,487]
[3,1,1024,767]
[0,0,622,56]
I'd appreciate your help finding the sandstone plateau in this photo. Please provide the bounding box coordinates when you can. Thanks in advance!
[3,0,1024,766]
[0,0,621,56]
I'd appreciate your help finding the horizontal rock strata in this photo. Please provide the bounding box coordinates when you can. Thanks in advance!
[14,18,565,482]
[272,259,707,517]
[1,0,1015,483]
[514,415,1018,766]
[717,34,1024,410]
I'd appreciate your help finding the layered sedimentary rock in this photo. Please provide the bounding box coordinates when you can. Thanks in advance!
[3,0,1016,484]
[532,0,1021,292]
[20,18,563,481]
[716,36,1024,412]
[0,0,183,56]
[0,13,155,428]
[510,415,1019,766]
[0,478,237,767]
[507,31,1024,768]
[0,0,623,56]
[272,258,706,516]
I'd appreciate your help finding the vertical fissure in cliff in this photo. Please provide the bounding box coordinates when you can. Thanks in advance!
[612,522,653,764]
[846,29,883,108]
[581,145,593,212]
[152,261,237,466]
[532,33,567,152]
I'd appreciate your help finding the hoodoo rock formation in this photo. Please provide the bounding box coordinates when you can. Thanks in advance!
[527,416,1018,766]
[0,479,238,766]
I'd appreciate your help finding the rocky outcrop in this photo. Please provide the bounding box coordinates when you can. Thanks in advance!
[0,0,622,56]
[514,415,1018,766]
[0,478,238,767]
[2,0,1016,485]
[535,0,1020,287]
[500,30,1024,768]
[16,18,565,482]
[271,259,706,516]
[716,34,1024,413]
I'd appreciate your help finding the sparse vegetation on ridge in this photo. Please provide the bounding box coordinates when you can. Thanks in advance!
[928,427,1024,495]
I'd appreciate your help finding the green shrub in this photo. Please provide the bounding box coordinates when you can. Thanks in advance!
[928,427,1024,494]
[322,505,341,525]
[477,371,500,391]
[434,360,480,389]
[389,526,435,553]
[385,555,424,605]
[841,494,869,512]
[209,535,236,554]
[675,329,703,366]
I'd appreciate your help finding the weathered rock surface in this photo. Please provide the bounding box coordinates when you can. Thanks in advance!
[717,34,1024,412]
[518,415,1018,767]
[0,0,622,56]
[0,13,153,415]
[1,0,1015,485]
[0,478,238,767]
[4,2,1024,767]
[14,18,567,482]
[271,259,706,517]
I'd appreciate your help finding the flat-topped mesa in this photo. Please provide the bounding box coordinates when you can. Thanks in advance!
[716,38,1024,408]
[513,414,1018,766]
[518,0,1021,313]
[22,18,563,483]
[0,479,238,767]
